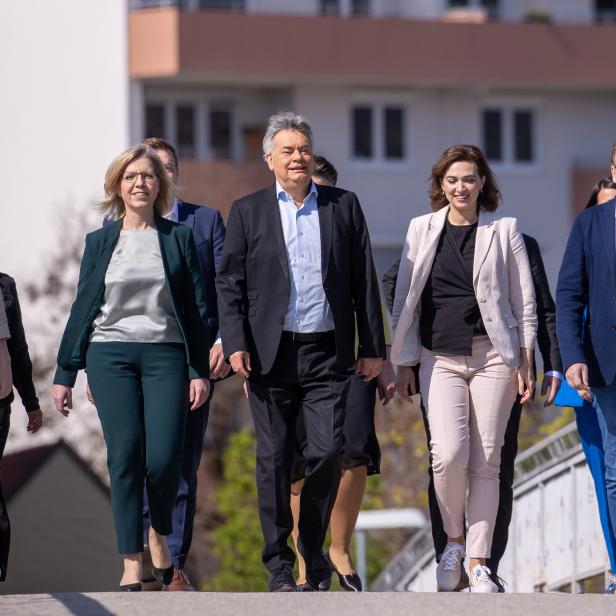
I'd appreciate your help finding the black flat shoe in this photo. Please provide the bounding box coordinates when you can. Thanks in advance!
[296,582,315,592]
[327,552,362,592]
[119,582,142,592]
[151,564,175,586]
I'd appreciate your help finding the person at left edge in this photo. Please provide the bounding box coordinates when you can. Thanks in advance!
[52,144,211,591]
[92,137,228,591]
[216,111,385,592]
[0,275,43,582]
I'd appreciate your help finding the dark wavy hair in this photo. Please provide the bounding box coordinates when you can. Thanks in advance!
[586,177,616,209]
[428,144,501,212]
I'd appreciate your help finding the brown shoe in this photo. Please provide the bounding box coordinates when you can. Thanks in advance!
[164,568,195,592]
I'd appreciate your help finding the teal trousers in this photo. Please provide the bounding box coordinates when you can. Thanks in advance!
[86,342,188,554]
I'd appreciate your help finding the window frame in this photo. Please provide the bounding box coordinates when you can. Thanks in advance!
[349,93,413,169]
[480,97,541,172]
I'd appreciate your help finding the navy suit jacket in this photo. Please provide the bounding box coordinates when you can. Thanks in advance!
[104,201,225,342]
[175,201,225,341]
[556,199,616,388]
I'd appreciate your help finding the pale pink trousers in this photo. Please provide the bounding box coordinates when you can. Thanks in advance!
[419,336,518,558]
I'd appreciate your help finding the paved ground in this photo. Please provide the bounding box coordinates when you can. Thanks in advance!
[0,592,614,616]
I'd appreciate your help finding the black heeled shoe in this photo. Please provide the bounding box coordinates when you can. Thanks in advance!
[326,552,363,592]
[119,582,142,592]
[151,564,175,586]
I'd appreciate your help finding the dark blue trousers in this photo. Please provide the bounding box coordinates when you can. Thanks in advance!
[584,389,616,572]
[143,386,213,570]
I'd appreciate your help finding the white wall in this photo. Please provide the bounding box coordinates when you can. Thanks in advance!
[0,0,129,281]
[295,85,616,289]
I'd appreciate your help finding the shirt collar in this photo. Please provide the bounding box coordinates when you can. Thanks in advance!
[276,180,318,206]
[165,198,180,222]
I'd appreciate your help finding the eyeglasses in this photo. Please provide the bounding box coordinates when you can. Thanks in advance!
[122,171,158,185]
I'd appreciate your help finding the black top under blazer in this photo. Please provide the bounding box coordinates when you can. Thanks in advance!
[216,183,386,375]
[54,216,211,387]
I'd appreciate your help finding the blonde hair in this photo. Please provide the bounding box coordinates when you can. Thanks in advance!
[100,145,174,219]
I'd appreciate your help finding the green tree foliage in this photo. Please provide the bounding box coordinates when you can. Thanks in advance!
[205,429,268,591]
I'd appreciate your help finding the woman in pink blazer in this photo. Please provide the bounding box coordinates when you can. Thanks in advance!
[391,145,536,593]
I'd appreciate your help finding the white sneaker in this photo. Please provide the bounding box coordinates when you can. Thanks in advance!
[469,564,499,593]
[436,542,465,591]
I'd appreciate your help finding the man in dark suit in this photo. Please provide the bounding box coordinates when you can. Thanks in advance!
[383,233,562,590]
[216,112,385,592]
[96,138,227,590]
[557,146,616,589]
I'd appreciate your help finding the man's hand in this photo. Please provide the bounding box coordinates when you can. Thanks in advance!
[26,409,43,433]
[541,375,562,407]
[52,384,73,417]
[230,351,251,379]
[356,357,383,382]
[189,378,211,411]
[565,362,592,402]
[86,383,95,405]
[395,365,417,401]
[0,339,12,399]
[376,359,396,405]
[210,342,231,380]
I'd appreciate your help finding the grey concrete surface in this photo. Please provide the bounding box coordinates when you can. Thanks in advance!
[0,592,614,616]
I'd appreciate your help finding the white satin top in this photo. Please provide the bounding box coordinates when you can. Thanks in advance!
[90,229,183,344]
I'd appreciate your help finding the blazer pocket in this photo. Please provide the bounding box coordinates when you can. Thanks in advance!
[505,314,518,328]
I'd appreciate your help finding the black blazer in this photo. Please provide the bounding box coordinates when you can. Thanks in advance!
[382,232,563,375]
[54,217,211,386]
[0,273,39,411]
[216,184,386,375]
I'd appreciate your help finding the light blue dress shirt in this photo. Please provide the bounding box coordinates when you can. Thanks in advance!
[277,181,334,333]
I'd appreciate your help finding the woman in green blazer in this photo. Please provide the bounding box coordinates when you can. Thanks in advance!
[52,145,210,590]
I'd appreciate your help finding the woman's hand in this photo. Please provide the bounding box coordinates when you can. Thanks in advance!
[52,384,73,417]
[189,378,210,411]
[517,348,535,405]
[27,409,43,433]
[395,365,417,401]
[377,359,397,406]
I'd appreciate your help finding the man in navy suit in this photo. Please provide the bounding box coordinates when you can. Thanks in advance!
[556,141,616,594]
[95,138,227,590]
[143,138,228,590]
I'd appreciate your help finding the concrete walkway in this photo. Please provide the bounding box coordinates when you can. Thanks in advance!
[0,592,614,616]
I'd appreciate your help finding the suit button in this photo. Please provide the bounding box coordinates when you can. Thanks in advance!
[613,325,616,331]
[486,317,492,322]
[480,299,487,303]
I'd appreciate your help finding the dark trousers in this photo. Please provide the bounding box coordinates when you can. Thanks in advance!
[143,388,212,570]
[0,404,10,581]
[247,335,349,572]
[423,396,522,573]
[86,342,188,554]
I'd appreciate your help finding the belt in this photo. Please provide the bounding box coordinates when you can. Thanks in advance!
[281,330,335,343]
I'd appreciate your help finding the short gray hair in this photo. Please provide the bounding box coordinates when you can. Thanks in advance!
[262,111,313,156]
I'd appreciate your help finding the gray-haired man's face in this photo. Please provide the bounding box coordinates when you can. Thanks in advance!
[265,129,314,191]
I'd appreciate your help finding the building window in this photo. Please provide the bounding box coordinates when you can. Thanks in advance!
[482,109,502,162]
[447,0,499,18]
[196,0,245,10]
[384,107,404,160]
[176,105,196,158]
[145,104,166,140]
[352,0,370,15]
[352,106,373,159]
[482,107,536,165]
[595,0,616,21]
[320,0,340,15]
[513,110,533,163]
[210,109,232,159]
